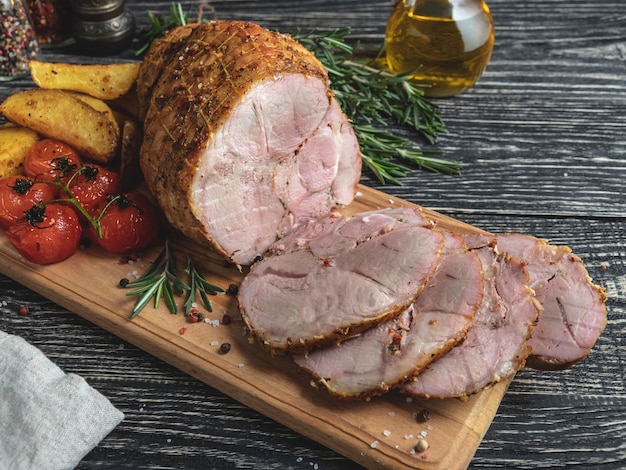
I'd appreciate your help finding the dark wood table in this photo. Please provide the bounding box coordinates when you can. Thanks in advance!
[2,1,625,468]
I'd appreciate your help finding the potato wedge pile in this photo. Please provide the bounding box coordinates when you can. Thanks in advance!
[0,60,142,180]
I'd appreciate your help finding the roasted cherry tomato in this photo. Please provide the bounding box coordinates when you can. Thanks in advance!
[93,192,162,255]
[24,139,83,186]
[0,175,56,230]
[69,164,121,215]
[7,203,83,265]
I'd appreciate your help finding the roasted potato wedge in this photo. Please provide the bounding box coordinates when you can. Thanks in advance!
[0,126,40,178]
[0,89,119,163]
[29,60,141,100]
[67,91,120,137]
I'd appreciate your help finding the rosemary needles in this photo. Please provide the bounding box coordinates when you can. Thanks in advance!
[123,241,224,319]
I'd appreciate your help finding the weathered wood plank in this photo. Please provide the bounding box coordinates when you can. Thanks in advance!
[1,0,624,468]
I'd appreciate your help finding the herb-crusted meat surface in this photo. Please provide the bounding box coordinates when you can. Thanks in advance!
[138,21,361,265]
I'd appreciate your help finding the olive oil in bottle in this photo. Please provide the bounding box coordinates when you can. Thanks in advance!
[386,0,494,98]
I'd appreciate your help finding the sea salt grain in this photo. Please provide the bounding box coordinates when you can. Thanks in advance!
[383,430,391,437]
[370,440,379,449]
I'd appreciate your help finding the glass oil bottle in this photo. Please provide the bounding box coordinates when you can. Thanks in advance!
[385,0,494,98]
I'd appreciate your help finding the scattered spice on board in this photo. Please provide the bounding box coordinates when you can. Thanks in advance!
[226,283,238,296]
[415,408,431,423]
[219,342,231,354]
[0,0,39,80]
[18,305,29,315]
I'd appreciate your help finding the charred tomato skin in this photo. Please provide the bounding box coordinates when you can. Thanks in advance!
[24,139,83,186]
[93,192,162,255]
[7,203,83,265]
[0,175,56,230]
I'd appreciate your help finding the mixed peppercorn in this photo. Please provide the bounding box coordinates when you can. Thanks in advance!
[0,0,39,80]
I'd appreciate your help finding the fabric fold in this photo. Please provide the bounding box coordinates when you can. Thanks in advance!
[0,330,124,470]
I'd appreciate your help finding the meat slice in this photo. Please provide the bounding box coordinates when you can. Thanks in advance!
[269,207,433,256]
[496,233,607,370]
[292,231,483,399]
[238,208,444,353]
[403,234,541,400]
[138,21,362,266]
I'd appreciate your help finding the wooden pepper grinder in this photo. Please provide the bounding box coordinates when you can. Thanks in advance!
[71,0,135,55]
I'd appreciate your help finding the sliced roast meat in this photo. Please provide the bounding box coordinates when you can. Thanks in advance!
[293,231,483,399]
[239,208,444,353]
[138,21,362,266]
[496,233,607,370]
[403,235,541,400]
[269,207,432,257]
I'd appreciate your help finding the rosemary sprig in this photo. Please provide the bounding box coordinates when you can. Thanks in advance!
[134,3,187,56]
[125,241,188,318]
[182,257,225,315]
[124,241,225,318]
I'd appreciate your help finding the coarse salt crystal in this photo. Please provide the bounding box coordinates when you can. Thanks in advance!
[355,191,363,197]
[388,411,396,417]
[404,434,413,440]
[238,363,245,368]
[210,341,219,346]
[370,441,379,449]
[383,430,391,437]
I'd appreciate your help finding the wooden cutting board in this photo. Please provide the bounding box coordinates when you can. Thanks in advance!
[0,184,511,470]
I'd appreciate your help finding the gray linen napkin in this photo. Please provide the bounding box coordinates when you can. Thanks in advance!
[0,330,124,470]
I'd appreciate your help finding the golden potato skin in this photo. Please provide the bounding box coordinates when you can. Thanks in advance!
[29,60,141,100]
[0,89,119,163]
[0,126,40,178]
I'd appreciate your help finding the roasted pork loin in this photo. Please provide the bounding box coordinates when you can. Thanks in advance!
[496,233,607,370]
[293,231,483,399]
[238,208,444,353]
[404,234,541,399]
[138,21,361,266]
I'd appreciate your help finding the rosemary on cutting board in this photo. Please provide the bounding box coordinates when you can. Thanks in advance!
[123,241,224,319]
[135,4,461,184]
